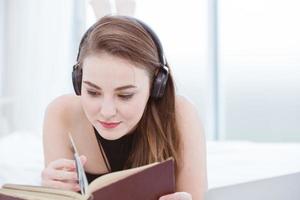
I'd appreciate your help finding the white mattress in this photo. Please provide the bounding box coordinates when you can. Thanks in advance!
[0,132,300,189]
[207,140,300,188]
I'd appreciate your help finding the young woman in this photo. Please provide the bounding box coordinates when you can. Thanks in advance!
[41,15,207,200]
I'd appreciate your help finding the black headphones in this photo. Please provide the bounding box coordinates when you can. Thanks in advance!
[72,16,169,99]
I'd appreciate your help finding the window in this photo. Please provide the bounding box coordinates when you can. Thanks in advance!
[218,0,300,141]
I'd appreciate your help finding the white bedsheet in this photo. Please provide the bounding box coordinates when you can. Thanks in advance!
[0,132,43,187]
[0,132,300,189]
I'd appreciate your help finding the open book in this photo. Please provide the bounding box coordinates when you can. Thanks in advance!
[0,158,175,200]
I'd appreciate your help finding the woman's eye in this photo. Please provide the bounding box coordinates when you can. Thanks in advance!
[118,94,134,100]
[87,91,100,96]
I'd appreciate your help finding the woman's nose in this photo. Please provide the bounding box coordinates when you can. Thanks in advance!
[100,99,117,118]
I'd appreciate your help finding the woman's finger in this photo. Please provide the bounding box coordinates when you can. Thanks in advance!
[159,192,192,200]
[79,155,88,165]
[47,158,75,170]
[42,168,78,181]
[41,179,80,192]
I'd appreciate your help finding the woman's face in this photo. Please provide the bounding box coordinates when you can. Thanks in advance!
[81,52,151,140]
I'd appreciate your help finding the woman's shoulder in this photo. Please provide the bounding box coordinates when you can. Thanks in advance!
[44,94,82,124]
[175,94,199,116]
[174,94,204,136]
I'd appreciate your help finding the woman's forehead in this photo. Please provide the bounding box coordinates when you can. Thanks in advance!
[82,53,150,89]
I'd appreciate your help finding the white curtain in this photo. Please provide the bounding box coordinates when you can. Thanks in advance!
[1,0,85,135]
[0,1,4,93]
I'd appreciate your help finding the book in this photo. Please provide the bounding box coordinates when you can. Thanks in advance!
[0,158,175,200]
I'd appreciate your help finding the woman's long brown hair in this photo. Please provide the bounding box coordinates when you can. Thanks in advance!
[78,15,181,171]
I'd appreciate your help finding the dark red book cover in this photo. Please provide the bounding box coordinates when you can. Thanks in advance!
[91,158,175,200]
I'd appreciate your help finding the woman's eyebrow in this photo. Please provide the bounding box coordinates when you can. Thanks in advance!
[83,81,101,89]
[83,81,137,91]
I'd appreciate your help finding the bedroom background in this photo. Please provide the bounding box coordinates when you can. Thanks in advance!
[0,0,299,190]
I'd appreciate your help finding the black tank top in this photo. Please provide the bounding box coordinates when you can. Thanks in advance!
[85,127,135,183]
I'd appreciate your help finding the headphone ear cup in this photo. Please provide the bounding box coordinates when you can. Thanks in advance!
[151,66,169,99]
[72,65,82,95]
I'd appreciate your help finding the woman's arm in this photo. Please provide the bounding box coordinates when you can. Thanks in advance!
[160,95,208,200]
[42,95,84,191]
[42,95,74,166]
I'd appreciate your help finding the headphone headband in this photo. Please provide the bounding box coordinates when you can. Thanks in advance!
[129,17,167,67]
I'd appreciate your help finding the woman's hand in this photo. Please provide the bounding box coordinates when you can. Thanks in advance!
[159,192,192,200]
[41,155,87,192]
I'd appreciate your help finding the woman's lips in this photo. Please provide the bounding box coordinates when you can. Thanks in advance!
[98,121,121,129]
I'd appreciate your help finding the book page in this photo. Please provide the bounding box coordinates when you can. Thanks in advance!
[0,188,74,200]
[2,184,84,200]
[87,162,159,194]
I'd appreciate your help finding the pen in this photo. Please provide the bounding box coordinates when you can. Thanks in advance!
[68,132,89,195]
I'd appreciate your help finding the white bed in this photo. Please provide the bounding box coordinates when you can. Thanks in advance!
[0,132,300,189]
